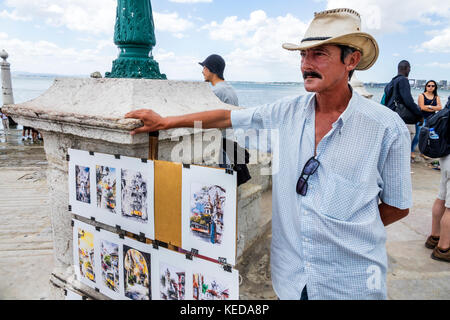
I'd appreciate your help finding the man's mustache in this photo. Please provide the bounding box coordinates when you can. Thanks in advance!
[303,71,322,79]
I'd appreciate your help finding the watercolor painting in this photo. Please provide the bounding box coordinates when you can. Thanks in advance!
[123,245,151,300]
[75,165,90,204]
[159,262,185,300]
[121,169,148,223]
[100,239,119,293]
[96,165,117,213]
[77,227,95,283]
[192,272,230,300]
[190,183,226,245]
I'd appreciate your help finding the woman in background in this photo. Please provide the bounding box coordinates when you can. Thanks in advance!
[411,80,443,161]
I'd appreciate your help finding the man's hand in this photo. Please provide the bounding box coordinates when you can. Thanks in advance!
[379,202,409,226]
[125,109,166,136]
[124,108,232,135]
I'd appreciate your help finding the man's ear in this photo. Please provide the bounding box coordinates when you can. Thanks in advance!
[346,50,361,72]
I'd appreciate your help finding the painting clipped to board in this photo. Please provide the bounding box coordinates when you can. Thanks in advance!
[72,219,239,300]
[181,165,237,266]
[68,149,155,240]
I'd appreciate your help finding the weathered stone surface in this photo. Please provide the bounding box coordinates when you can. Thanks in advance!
[3,78,240,145]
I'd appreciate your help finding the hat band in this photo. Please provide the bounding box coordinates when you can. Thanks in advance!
[301,36,332,42]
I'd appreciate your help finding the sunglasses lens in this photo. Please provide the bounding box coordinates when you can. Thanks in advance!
[296,177,308,196]
[303,159,319,175]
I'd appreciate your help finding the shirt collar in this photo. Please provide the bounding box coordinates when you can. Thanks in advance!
[337,85,358,126]
[304,85,359,126]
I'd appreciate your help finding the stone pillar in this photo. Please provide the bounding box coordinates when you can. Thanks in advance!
[1,49,14,106]
[1,49,17,126]
[3,78,266,299]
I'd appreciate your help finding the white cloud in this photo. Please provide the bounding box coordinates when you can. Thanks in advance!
[326,0,450,34]
[153,12,194,34]
[420,27,450,53]
[153,49,201,80]
[0,33,115,75]
[202,10,309,81]
[3,0,116,34]
[0,9,32,21]
[426,62,450,69]
[2,0,194,37]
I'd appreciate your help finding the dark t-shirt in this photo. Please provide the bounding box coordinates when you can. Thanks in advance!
[421,93,437,119]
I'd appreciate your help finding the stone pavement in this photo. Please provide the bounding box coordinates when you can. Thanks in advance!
[0,127,52,300]
[0,127,449,300]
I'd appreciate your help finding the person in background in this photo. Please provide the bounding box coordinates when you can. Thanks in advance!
[22,126,32,141]
[1,108,9,137]
[383,60,423,162]
[425,156,450,262]
[411,80,443,161]
[199,54,239,107]
[445,95,450,109]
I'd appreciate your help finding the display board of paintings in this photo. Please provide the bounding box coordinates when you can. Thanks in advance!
[68,149,155,240]
[181,165,237,266]
[72,219,239,300]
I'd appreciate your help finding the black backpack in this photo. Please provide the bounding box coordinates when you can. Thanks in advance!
[418,108,450,158]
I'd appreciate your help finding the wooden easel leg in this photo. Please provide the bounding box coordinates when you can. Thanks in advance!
[148,131,159,160]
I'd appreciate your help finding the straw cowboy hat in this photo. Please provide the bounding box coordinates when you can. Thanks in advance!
[282,8,379,70]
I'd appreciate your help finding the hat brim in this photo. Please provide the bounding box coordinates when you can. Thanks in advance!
[282,32,379,70]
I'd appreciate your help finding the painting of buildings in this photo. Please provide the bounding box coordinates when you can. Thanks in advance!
[121,169,148,223]
[159,263,185,300]
[77,228,95,283]
[101,240,119,293]
[96,166,116,214]
[75,165,90,204]
[190,183,226,245]
[192,273,230,300]
[123,245,151,300]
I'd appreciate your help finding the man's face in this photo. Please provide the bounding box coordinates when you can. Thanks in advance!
[405,65,411,77]
[202,66,213,82]
[300,44,354,93]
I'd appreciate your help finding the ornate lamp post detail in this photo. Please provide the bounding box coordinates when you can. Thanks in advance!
[105,0,166,79]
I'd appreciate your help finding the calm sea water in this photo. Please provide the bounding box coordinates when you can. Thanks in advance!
[1,75,449,130]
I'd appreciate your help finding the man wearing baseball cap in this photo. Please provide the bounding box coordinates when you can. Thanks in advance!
[199,54,239,106]
[126,8,411,300]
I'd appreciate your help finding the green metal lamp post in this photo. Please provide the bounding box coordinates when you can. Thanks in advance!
[105,0,166,79]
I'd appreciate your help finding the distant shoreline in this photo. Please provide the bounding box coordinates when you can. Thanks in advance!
[10,72,450,92]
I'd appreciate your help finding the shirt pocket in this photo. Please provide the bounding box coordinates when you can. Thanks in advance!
[319,173,378,222]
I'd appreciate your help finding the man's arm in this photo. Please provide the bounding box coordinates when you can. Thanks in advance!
[398,77,422,117]
[125,109,232,135]
[379,202,409,226]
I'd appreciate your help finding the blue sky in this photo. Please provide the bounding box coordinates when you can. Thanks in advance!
[1,0,449,83]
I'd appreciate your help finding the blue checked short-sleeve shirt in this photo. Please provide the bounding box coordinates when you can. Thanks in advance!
[231,90,412,300]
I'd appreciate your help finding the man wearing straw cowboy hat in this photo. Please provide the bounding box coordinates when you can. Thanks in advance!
[126,8,412,300]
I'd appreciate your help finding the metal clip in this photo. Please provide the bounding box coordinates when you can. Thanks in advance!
[218,257,232,272]
[116,225,124,239]
[185,248,198,260]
